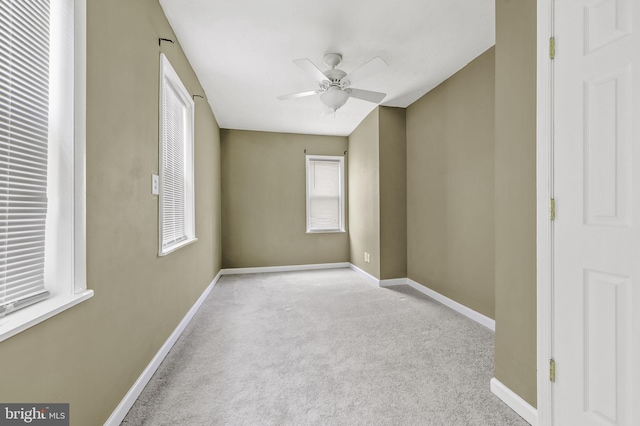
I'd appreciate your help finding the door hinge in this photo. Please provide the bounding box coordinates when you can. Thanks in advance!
[550,359,556,382]
[550,37,556,59]
[550,199,556,221]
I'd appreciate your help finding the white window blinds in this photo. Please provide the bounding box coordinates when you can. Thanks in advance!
[0,0,51,316]
[161,82,187,248]
[159,54,195,255]
[306,156,344,232]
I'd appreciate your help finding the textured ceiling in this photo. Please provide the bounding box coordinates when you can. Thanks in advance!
[159,0,495,137]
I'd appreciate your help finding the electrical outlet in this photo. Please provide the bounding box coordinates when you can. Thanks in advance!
[364,252,370,263]
[152,174,159,195]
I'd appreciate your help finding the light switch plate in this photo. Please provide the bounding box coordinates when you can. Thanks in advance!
[151,174,159,195]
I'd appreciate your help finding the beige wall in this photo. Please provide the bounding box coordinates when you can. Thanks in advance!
[406,48,496,318]
[0,1,222,424]
[221,130,349,268]
[379,107,407,280]
[348,107,407,280]
[494,0,538,407]
[348,109,381,278]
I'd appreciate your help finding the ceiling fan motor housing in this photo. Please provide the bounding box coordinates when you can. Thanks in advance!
[323,69,347,84]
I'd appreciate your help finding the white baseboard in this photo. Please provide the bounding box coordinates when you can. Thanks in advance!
[348,267,494,333]
[104,271,222,426]
[348,264,411,288]
[348,263,381,285]
[490,378,537,425]
[406,278,495,331]
[221,263,407,290]
[379,277,409,287]
[221,262,350,275]
[348,264,408,287]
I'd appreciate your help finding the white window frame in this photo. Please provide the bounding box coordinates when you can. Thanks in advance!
[305,155,345,233]
[158,54,196,256]
[0,0,93,342]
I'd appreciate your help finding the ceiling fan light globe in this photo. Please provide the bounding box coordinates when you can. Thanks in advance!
[319,88,349,111]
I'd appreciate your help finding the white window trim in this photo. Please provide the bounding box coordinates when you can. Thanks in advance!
[158,54,197,256]
[0,0,93,343]
[305,155,346,233]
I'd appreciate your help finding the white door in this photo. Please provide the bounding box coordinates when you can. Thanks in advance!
[554,0,639,425]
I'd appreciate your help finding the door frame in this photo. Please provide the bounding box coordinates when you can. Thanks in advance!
[536,0,553,425]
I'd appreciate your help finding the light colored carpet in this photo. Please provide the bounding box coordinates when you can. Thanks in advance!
[122,268,529,425]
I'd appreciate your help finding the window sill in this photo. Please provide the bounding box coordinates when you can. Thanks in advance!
[0,290,94,343]
[306,230,346,234]
[159,237,198,256]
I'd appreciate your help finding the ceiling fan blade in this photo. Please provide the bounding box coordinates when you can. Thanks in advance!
[293,58,328,83]
[277,90,319,101]
[344,57,387,85]
[347,88,386,104]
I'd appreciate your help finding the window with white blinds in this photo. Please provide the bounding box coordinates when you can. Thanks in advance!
[159,54,196,255]
[306,155,345,233]
[0,0,52,316]
[0,0,90,340]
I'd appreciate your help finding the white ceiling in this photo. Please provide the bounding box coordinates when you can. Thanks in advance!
[159,0,495,137]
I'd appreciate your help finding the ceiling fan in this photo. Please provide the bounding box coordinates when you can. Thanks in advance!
[277,53,388,115]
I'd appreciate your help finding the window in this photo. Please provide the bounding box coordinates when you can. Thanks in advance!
[0,0,91,341]
[158,54,196,255]
[306,155,345,233]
